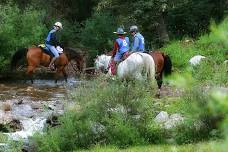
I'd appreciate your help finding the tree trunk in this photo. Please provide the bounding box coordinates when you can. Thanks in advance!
[156,13,170,47]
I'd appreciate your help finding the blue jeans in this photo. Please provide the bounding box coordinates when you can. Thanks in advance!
[45,44,59,57]
[114,51,128,62]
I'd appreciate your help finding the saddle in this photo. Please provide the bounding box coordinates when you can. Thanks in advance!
[38,44,55,57]
[38,44,64,57]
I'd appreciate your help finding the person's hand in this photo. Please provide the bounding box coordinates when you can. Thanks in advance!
[56,46,63,53]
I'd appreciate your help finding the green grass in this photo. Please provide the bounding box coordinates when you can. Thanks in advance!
[76,142,218,152]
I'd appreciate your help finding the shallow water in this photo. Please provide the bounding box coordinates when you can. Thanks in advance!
[0,78,80,144]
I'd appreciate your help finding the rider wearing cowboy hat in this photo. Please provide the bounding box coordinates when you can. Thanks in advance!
[109,27,130,75]
[45,21,63,70]
[129,25,145,53]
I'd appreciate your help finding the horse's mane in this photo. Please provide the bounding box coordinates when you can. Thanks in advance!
[64,47,87,60]
[98,54,111,60]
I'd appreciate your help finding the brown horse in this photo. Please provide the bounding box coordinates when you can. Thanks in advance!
[149,50,172,96]
[11,46,86,83]
[11,47,68,83]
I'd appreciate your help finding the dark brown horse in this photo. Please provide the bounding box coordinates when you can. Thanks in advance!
[11,46,86,83]
[149,50,172,96]
[64,47,87,73]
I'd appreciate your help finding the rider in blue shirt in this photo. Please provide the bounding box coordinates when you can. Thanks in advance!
[45,22,63,70]
[109,27,130,75]
[129,25,145,53]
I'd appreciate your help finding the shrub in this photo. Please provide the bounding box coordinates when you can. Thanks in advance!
[33,76,222,151]
[0,3,47,72]
[79,12,117,66]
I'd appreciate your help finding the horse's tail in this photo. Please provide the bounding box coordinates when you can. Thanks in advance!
[141,53,156,80]
[162,53,172,76]
[11,48,28,71]
[148,56,156,81]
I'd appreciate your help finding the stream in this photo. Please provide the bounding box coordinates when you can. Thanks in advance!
[0,78,80,150]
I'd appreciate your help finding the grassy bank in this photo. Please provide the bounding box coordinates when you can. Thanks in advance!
[77,142,219,152]
[31,75,226,152]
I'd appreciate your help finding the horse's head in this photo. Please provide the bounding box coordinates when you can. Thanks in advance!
[64,47,87,72]
[94,54,111,73]
[94,55,104,73]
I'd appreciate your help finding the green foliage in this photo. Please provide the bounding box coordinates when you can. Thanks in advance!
[0,140,24,152]
[76,143,218,152]
[96,0,226,48]
[167,0,226,38]
[191,60,228,85]
[60,21,81,47]
[163,41,197,70]
[79,12,117,66]
[33,76,221,151]
[0,132,7,142]
[207,90,228,152]
[163,18,228,85]
[34,128,61,152]
[33,79,154,151]
[0,3,47,72]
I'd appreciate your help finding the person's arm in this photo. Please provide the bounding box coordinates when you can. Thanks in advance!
[131,37,139,52]
[50,32,61,46]
[111,41,119,58]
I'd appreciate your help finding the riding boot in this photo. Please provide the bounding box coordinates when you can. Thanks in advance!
[109,60,117,75]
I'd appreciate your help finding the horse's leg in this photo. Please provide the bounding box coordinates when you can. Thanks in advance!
[77,59,86,74]
[76,60,81,73]
[135,72,143,80]
[55,66,66,83]
[62,68,68,82]
[155,73,163,98]
[54,68,60,83]
[26,65,35,84]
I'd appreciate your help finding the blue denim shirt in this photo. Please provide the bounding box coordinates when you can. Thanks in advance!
[45,29,59,46]
[132,32,145,52]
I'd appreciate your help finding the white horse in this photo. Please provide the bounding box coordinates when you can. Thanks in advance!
[95,52,156,81]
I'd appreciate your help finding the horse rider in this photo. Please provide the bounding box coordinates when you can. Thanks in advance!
[45,21,63,70]
[129,25,145,53]
[109,27,130,75]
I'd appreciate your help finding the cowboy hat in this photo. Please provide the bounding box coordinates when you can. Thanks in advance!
[113,27,127,34]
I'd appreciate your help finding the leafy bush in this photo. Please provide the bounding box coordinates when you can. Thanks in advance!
[163,40,197,70]
[163,18,228,70]
[0,3,47,72]
[79,12,117,66]
[208,90,228,152]
[191,60,228,85]
[33,75,222,151]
